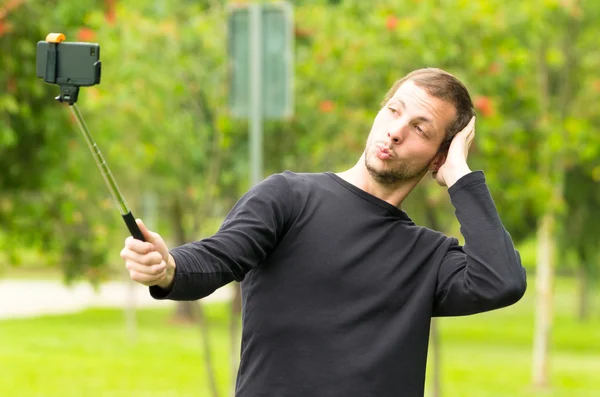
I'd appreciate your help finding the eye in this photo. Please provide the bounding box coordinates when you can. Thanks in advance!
[413,125,427,137]
[388,107,398,115]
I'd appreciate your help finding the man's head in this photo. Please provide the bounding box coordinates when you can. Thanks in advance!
[364,68,475,185]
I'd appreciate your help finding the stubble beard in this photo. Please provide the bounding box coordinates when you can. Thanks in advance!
[364,146,432,186]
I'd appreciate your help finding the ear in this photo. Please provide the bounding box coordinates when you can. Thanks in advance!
[429,152,446,173]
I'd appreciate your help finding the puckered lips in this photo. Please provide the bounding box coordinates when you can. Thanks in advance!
[375,143,393,160]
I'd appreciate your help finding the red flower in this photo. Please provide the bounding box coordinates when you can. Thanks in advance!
[105,0,116,24]
[77,28,96,42]
[474,96,494,117]
[386,16,398,31]
[488,62,501,75]
[319,100,335,113]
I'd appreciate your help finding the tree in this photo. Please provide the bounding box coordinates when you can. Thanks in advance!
[0,0,113,279]
[560,166,600,321]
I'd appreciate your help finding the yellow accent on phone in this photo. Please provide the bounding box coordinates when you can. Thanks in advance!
[46,33,66,43]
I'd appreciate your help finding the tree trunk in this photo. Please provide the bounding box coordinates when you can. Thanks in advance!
[576,265,590,322]
[424,193,445,397]
[124,276,138,344]
[230,282,242,395]
[170,197,219,397]
[196,302,221,397]
[430,318,441,397]
[172,300,198,323]
[170,196,198,323]
[532,211,555,389]
[532,10,578,388]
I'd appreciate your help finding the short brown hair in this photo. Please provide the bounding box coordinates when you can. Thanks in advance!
[381,68,475,154]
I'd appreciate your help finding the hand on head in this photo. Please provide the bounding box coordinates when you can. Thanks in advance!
[432,116,476,188]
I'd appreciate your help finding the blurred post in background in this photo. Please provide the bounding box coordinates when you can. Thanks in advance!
[227,1,294,390]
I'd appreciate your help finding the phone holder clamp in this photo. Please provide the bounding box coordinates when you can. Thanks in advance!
[44,33,80,105]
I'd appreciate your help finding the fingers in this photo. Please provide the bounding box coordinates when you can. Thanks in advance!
[126,260,167,286]
[120,235,166,286]
[132,218,168,257]
[464,116,476,133]
[466,117,476,151]
[136,218,160,244]
[125,258,165,274]
[432,170,447,187]
[120,245,163,266]
[123,236,155,255]
[121,219,171,286]
[455,116,475,137]
[136,218,151,241]
[454,116,475,154]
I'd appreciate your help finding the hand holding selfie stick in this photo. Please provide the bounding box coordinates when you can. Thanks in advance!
[38,33,145,241]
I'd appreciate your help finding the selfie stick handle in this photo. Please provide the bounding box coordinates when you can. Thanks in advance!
[68,104,145,242]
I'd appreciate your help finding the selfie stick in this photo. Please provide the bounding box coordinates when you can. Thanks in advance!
[43,33,145,241]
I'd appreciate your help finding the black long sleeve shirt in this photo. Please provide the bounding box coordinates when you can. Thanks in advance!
[151,170,527,397]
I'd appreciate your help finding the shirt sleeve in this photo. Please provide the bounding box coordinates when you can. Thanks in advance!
[432,171,527,317]
[150,173,294,301]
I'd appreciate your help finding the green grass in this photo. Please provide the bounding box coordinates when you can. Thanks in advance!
[0,278,598,396]
[431,278,600,397]
[0,304,234,397]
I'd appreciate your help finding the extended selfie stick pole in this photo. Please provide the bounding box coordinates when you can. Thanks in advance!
[67,105,146,241]
[44,33,145,241]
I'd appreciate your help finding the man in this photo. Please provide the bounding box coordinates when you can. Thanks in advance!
[121,68,527,397]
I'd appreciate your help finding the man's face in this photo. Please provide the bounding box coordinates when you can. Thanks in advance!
[364,80,457,185]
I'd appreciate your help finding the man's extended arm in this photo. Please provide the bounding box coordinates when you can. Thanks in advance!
[155,173,294,300]
[122,173,294,301]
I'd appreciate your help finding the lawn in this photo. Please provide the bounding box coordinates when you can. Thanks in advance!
[432,278,600,397]
[0,278,598,397]
[0,304,234,397]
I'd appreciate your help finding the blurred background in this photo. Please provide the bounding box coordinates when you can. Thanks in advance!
[1,0,599,396]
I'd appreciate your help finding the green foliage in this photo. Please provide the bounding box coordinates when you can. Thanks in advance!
[1,0,600,282]
[0,2,76,270]
[560,166,600,276]
[1,1,244,280]
[79,4,245,243]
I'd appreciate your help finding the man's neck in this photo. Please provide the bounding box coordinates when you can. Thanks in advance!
[336,159,423,209]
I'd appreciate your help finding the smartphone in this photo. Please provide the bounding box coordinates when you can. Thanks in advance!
[36,41,101,87]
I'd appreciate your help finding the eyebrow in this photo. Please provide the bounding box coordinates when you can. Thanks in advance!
[392,99,434,125]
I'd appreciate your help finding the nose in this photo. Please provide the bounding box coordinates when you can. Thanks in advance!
[386,120,406,145]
